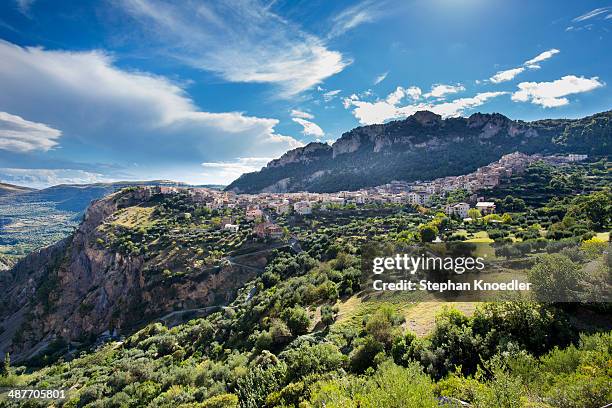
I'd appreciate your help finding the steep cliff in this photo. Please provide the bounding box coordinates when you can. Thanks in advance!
[0,188,264,362]
[225,110,612,193]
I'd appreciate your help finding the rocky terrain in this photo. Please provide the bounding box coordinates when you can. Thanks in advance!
[226,110,612,193]
[0,188,263,362]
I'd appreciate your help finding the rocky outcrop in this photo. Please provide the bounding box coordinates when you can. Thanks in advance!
[0,189,262,362]
[266,142,332,168]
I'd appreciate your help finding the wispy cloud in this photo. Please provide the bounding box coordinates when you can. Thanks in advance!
[290,109,324,139]
[290,109,314,119]
[566,7,611,31]
[523,49,560,68]
[572,7,611,22]
[116,0,350,97]
[328,0,386,38]
[292,118,324,138]
[490,67,525,84]
[323,89,341,102]
[373,71,388,85]
[489,48,559,83]
[512,75,604,107]
[0,111,61,152]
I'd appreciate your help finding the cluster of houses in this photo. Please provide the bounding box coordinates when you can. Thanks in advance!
[140,152,587,238]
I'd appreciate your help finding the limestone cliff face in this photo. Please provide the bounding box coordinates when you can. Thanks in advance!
[0,189,261,362]
[225,110,612,193]
[266,142,332,168]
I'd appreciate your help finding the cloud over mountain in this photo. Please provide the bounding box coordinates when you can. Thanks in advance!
[0,40,301,182]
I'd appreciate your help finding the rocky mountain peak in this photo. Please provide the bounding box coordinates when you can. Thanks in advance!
[411,110,442,126]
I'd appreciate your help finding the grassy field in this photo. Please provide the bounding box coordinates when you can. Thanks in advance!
[333,290,483,337]
[465,230,494,243]
[111,205,156,228]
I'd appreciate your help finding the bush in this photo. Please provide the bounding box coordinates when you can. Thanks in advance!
[281,306,311,336]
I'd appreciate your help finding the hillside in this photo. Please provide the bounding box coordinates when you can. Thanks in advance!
[0,178,610,407]
[226,110,612,193]
[0,182,35,197]
[0,180,187,256]
[0,187,270,363]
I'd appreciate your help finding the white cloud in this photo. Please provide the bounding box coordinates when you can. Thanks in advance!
[512,75,604,108]
[490,67,525,84]
[328,0,385,38]
[290,109,314,119]
[0,40,302,178]
[373,71,388,85]
[323,89,341,102]
[0,111,61,152]
[427,92,507,118]
[116,0,349,97]
[384,86,421,105]
[404,87,423,100]
[572,7,611,22]
[488,49,560,83]
[292,118,324,138]
[0,168,109,189]
[386,87,406,105]
[344,85,506,125]
[201,157,273,185]
[423,84,465,99]
[524,49,560,67]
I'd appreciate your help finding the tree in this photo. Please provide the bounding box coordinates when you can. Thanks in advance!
[528,254,586,302]
[468,209,482,220]
[1,353,9,377]
[365,305,403,348]
[419,224,438,243]
[578,190,611,230]
[321,305,335,327]
[281,306,311,336]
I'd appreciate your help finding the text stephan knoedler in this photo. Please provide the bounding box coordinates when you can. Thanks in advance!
[371,254,531,292]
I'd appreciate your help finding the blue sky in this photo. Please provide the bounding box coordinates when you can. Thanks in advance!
[0,0,610,187]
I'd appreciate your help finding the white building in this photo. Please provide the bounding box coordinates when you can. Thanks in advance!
[476,201,496,215]
[407,191,431,206]
[293,201,312,215]
[445,202,470,219]
[224,224,240,233]
[269,201,290,215]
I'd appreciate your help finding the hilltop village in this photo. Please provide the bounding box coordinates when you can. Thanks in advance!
[136,152,587,239]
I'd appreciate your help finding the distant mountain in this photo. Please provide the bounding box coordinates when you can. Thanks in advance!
[226,110,612,193]
[0,182,35,196]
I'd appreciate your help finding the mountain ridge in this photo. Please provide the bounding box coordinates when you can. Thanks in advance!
[226,110,611,193]
[0,182,36,196]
